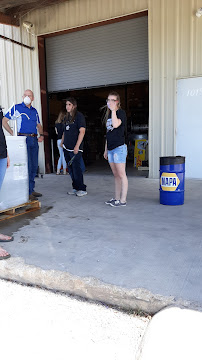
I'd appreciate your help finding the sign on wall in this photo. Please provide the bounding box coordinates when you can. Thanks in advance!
[176,76,202,179]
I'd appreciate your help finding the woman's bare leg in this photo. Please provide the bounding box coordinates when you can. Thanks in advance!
[109,162,122,200]
[113,163,128,203]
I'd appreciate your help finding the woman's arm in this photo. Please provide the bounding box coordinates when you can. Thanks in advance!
[109,101,122,128]
[37,123,44,143]
[60,133,64,147]
[2,117,13,135]
[111,109,122,128]
[74,127,85,154]
[103,141,108,160]
[7,155,10,168]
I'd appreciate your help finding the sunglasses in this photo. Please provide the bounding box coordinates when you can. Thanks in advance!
[106,99,118,103]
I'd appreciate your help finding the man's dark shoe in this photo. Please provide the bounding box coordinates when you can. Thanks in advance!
[29,194,38,201]
[32,191,42,197]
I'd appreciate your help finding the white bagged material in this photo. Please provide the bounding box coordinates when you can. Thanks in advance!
[0,136,29,211]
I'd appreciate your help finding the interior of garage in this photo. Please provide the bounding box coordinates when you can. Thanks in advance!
[48,81,149,173]
[43,14,149,174]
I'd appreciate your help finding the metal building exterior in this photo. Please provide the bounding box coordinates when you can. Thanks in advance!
[0,0,202,177]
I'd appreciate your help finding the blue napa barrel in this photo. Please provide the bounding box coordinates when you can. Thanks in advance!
[159,156,185,205]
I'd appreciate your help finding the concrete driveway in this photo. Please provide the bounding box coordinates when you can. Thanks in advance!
[0,279,149,360]
[0,165,201,314]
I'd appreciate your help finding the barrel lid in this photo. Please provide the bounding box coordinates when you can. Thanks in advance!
[160,156,185,165]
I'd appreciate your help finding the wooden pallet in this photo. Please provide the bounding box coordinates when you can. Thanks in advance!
[0,200,41,221]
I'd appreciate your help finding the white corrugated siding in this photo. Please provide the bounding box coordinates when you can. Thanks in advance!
[0,24,45,172]
[2,0,202,177]
[46,16,148,92]
[0,0,148,174]
[148,0,202,177]
[24,0,148,36]
[0,72,2,108]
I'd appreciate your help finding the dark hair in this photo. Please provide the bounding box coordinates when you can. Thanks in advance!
[102,91,121,125]
[66,97,77,107]
[65,97,77,123]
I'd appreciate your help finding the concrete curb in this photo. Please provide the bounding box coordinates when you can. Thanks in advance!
[0,257,201,314]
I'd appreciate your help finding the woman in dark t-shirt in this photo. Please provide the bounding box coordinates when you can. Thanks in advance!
[0,108,12,260]
[103,91,128,207]
[61,97,87,196]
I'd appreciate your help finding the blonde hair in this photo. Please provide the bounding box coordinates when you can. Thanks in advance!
[55,110,66,124]
[102,91,121,125]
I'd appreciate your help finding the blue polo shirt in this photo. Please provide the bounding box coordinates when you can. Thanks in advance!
[5,102,40,134]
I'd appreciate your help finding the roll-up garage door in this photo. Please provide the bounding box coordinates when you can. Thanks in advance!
[45,16,148,92]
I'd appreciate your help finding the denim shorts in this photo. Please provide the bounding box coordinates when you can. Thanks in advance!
[108,144,127,164]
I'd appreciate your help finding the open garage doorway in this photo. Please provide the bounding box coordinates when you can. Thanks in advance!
[40,12,149,175]
[48,81,148,175]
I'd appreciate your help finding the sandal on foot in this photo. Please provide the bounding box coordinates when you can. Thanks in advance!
[0,249,11,260]
[0,235,14,242]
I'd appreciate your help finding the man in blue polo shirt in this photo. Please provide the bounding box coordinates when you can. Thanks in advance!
[2,89,44,201]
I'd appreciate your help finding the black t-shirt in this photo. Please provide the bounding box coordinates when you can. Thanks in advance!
[106,109,126,150]
[0,108,7,159]
[55,122,64,140]
[63,111,86,151]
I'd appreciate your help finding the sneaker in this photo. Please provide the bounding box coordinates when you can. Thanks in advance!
[110,200,127,207]
[105,198,115,205]
[67,189,77,195]
[56,170,60,175]
[76,190,87,197]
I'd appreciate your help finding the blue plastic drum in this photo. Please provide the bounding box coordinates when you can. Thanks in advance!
[159,156,185,205]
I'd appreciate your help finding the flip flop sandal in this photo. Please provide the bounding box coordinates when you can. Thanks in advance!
[0,253,11,260]
[0,236,14,243]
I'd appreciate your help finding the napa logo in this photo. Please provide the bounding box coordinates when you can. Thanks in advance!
[160,172,180,191]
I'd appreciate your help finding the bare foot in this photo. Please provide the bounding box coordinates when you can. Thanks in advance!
[0,247,11,260]
[0,234,13,242]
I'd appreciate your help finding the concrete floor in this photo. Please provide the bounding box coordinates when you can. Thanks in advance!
[0,162,202,314]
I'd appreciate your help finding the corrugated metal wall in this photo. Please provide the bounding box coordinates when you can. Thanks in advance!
[0,72,2,107]
[25,0,148,36]
[148,0,202,177]
[0,24,45,172]
[0,25,40,112]
[1,0,202,177]
[0,0,147,174]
